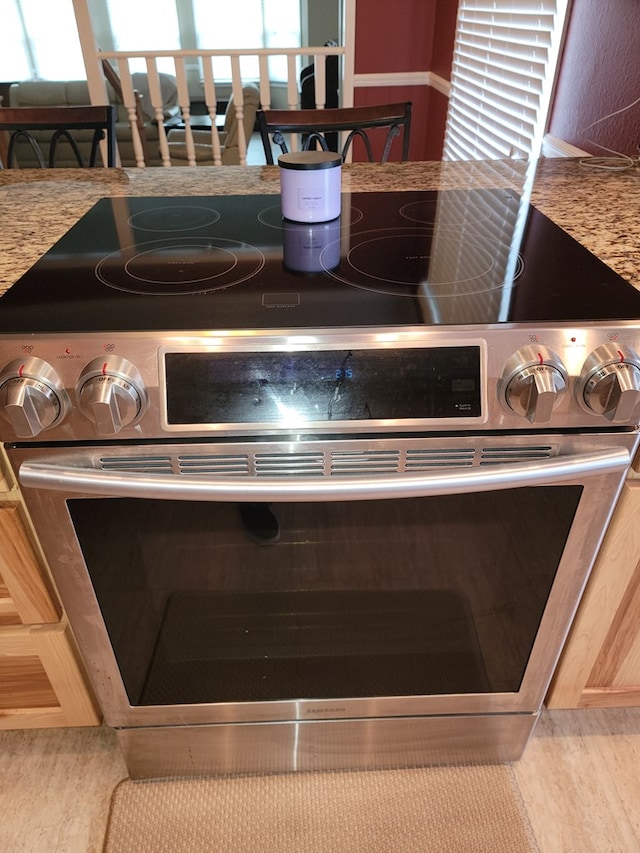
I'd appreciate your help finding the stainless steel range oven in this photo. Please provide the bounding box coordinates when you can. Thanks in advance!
[1,189,639,779]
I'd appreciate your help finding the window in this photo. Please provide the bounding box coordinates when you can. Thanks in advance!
[0,0,85,80]
[1,0,303,84]
[193,0,301,81]
[106,0,180,74]
[444,0,569,161]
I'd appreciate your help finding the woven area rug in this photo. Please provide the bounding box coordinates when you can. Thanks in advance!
[102,763,538,853]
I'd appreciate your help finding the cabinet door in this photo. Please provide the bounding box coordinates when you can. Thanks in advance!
[0,621,100,729]
[0,502,61,624]
[547,479,640,708]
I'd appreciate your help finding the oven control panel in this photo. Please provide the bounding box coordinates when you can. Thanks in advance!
[163,347,482,428]
[0,326,640,441]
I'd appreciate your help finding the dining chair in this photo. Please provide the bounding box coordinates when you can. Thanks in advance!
[257,102,412,164]
[0,105,117,168]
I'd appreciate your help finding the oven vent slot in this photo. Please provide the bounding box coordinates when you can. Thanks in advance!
[254,452,325,477]
[178,454,250,476]
[99,455,174,474]
[330,450,401,475]
[404,448,475,469]
[480,445,554,465]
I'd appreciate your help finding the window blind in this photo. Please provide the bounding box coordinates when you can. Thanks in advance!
[444,0,569,161]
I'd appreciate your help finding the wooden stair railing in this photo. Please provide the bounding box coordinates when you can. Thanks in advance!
[101,59,148,164]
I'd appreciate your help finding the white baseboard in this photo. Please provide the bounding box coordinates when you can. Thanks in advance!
[426,73,451,96]
[352,71,451,96]
[353,71,431,88]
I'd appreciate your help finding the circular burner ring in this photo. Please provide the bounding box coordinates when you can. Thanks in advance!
[125,245,238,285]
[96,237,265,295]
[319,227,523,297]
[399,190,519,226]
[257,203,364,230]
[128,205,221,232]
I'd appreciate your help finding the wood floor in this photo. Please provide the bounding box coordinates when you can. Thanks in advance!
[0,708,639,852]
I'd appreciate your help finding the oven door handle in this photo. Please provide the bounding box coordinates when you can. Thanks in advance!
[19,448,630,501]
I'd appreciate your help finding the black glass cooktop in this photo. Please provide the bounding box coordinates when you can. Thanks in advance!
[1,189,639,333]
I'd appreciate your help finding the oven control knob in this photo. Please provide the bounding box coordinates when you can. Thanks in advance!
[578,344,640,422]
[77,356,147,435]
[0,358,69,437]
[501,346,567,423]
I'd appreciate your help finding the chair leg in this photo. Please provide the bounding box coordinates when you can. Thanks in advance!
[49,130,84,167]
[7,130,46,168]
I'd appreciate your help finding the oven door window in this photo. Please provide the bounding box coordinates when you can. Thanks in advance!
[68,486,582,707]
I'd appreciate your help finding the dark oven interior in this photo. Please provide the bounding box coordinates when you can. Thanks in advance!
[68,485,582,708]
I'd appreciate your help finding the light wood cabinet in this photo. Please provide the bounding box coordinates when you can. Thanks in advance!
[547,454,640,709]
[0,620,100,728]
[0,450,100,729]
[0,501,60,624]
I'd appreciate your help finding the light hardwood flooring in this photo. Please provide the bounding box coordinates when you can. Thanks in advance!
[0,708,639,852]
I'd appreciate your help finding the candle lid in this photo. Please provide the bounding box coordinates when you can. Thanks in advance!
[278,151,342,170]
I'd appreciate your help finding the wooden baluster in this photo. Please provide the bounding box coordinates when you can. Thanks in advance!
[314,53,327,109]
[111,59,146,168]
[258,56,271,110]
[173,56,195,166]
[201,56,223,166]
[286,54,299,151]
[229,55,247,166]
[146,57,171,167]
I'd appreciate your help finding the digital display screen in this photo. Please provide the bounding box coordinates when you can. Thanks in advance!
[165,347,481,425]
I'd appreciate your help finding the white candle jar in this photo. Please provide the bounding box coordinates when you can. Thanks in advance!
[278,151,342,223]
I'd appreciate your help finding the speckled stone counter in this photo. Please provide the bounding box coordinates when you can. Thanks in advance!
[1,159,640,296]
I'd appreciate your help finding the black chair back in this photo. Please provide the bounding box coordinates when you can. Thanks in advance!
[0,105,117,168]
[258,102,412,165]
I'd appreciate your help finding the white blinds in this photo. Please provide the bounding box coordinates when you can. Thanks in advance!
[443,0,569,161]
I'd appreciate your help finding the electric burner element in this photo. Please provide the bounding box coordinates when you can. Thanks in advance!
[128,204,222,232]
[320,227,523,297]
[257,202,364,230]
[96,237,266,295]
[399,196,495,226]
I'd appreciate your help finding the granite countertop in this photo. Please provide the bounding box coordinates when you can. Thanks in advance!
[1,158,640,296]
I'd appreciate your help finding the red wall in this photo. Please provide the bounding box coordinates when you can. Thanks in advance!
[354,0,436,73]
[428,0,458,159]
[548,1,640,157]
[431,0,458,79]
[350,0,456,161]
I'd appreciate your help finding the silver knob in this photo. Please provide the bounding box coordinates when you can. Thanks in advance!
[77,356,147,435]
[0,358,69,437]
[501,345,567,423]
[579,344,640,422]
